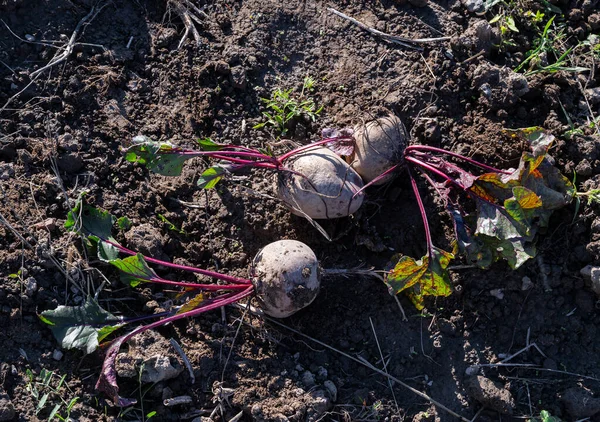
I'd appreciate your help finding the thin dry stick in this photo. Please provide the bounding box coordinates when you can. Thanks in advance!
[369,317,399,412]
[263,314,469,421]
[170,338,195,384]
[469,407,484,422]
[169,0,206,49]
[327,7,450,51]
[0,2,108,113]
[30,3,109,78]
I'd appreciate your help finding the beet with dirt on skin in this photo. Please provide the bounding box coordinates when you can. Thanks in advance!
[276,147,365,219]
[250,239,321,318]
[349,114,409,185]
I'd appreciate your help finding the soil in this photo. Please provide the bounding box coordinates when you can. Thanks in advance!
[1,0,599,421]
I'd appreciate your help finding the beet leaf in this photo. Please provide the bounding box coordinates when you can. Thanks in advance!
[385,247,454,310]
[39,299,124,355]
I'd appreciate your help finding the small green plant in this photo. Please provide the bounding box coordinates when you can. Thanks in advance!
[25,368,80,421]
[118,364,158,421]
[253,75,323,136]
[157,214,186,234]
[514,16,589,75]
[489,12,519,48]
[528,410,562,422]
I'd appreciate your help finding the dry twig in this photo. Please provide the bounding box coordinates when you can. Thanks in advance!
[168,0,208,49]
[0,1,109,113]
[327,7,450,51]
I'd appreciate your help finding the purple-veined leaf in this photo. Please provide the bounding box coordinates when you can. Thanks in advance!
[95,331,140,407]
[110,253,159,287]
[321,128,355,156]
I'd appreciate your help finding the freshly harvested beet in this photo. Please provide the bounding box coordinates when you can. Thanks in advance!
[276,147,365,219]
[350,114,408,185]
[250,239,321,318]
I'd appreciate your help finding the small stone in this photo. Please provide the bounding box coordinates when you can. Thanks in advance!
[32,218,57,231]
[465,365,480,376]
[52,349,64,361]
[301,371,316,387]
[163,395,193,407]
[461,0,485,14]
[560,388,600,419]
[0,163,15,180]
[25,34,35,41]
[324,380,337,401]
[465,375,515,414]
[490,289,504,300]
[307,390,331,422]
[24,277,37,297]
[521,276,534,291]
[316,366,328,380]
[140,355,183,383]
[581,266,600,295]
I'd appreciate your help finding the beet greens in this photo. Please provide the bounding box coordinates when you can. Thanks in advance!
[385,127,574,309]
[41,201,254,406]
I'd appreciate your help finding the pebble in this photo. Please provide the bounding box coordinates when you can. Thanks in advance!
[585,87,600,105]
[163,396,193,407]
[52,349,64,361]
[461,0,485,14]
[490,289,504,300]
[301,371,316,387]
[0,163,15,180]
[580,265,600,295]
[24,277,38,297]
[323,380,337,401]
[521,276,534,291]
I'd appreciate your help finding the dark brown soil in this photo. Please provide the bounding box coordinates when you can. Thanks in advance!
[1,1,599,421]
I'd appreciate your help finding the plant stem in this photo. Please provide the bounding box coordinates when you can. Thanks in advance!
[113,287,253,349]
[407,167,434,256]
[405,156,465,191]
[352,162,403,199]
[277,136,354,162]
[132,273,250,291]
[102,238,253,285]
[405,145,510,174]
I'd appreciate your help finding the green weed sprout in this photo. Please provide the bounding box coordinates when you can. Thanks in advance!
[253,75,323,137]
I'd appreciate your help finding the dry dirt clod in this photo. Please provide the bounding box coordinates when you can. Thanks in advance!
[464,375,515,414]
[124,223,170,262]
[560,387,600,419]
[115,330,184,384]
[0,393,16,422]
